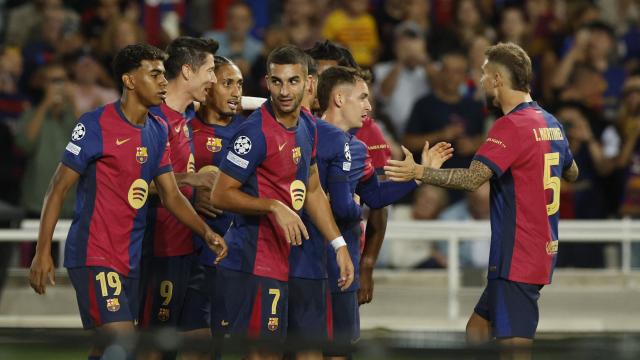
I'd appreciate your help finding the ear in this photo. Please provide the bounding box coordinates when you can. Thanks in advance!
[181,63,192,81]
[333,90,343,108]
[307,76,315,96]
[264,74,270,89]
[122,73,135,90]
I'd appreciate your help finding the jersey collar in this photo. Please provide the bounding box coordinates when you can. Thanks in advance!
[508,101,539,115]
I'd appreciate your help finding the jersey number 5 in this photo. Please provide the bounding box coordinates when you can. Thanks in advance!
[544,152,560,215]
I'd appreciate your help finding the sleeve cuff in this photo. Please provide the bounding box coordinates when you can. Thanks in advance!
[61,158,85,175]
[473,154,503,178]
[219,164,248,184]
[156,164,173,177]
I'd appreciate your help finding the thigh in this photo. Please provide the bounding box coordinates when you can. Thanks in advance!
[288,277,329,341]
[178,262,215,331]
[488,279,541,339]
[68,266,138,329]
[139,254,193,328]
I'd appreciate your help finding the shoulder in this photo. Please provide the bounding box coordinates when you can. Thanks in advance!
[77,105,108,132]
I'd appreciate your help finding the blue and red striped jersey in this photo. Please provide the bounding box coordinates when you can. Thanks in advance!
[146,103,196,257]
[189,114,243,266]
[474,101,574,285]
[62,102,172,277]
[218,102,317,281]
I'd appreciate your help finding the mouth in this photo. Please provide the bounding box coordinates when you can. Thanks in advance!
[279,98,293,107]
[158,90,167,99]
[227,99,240,111]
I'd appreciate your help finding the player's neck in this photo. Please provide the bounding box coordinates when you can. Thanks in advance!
[322,108,349,132]
[499,90,532,115]
[273,106,300,128]
[200,107,232,126]
[164,81,194,113]
[120,93,149,126]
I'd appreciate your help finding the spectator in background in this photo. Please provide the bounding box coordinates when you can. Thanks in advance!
[67,51,118,117]
[374,0,408,62]
[245,25,288,97]
[616,75,640,267]
[15,62,78,219]
[558,65,608,124]
[553,21,627,121]
[499,6,530,47]
[203,2,263,77]
[403,51,485,173]
[556,102,612,268]
[467,35,490,102]
[430,0,494,58]
[373,21,431,141]
[412,184,449,268]
[81,0,122,50]
[322,0,380,67]
[98,18,145,74]
[438,182,491,268]
[282,0,322,50]
[4,0,78,47]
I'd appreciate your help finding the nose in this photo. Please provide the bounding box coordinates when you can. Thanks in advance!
[364,99,372,112]
[231,84,240,97]
[280,82,290,97]
[210,71,217,84]
[160,74,168,87]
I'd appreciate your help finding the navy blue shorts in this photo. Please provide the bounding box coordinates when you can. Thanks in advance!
[180,263,217,332]
[474,278,543,339]
[288,277,331,341]
[139,253,196,329]
[330,290,360,345]
[213,267,288,341]
[68,266,139,329]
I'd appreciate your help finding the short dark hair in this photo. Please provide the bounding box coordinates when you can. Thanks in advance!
[112,43,168,85]
[306,40,358,68]
[214,55,233,67]
[266,45,309,75]
[485,42,532,93]
[317,66,361,114]
[164,36,219,80]
[306,54,318,77]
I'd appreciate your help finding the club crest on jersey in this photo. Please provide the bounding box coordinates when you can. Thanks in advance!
[183,124,190,139]
[290,180,306,210]
[128,179,149,209]
[292,146,302,165]
[106,298,120,312]
[267,317,279,331]
[207,137,222,152]
[136,147,148,164]
[158,307,170,322]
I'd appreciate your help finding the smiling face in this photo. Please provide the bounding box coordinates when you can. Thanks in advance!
[207,63,243,118]
[188,53,216,103]
[130,59,168,106]
[266,63,307,115]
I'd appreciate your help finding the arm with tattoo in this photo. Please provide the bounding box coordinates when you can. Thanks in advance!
[416,160,493,191]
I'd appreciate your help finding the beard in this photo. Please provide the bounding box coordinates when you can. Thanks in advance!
[484,93,503,118]
[275,90,304,114]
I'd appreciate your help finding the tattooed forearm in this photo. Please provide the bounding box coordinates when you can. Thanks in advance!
[420,160,493,191]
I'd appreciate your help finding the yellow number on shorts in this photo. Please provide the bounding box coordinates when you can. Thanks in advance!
[544,152,561,216]
[95,272,122,297]
[160,280,174,306]
[268,288,280,315]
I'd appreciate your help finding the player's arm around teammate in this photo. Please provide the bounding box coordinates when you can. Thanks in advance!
[154,170,227,262]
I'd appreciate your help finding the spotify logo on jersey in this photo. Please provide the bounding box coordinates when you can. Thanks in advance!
[128,179,149,209]
[290,180,306,211]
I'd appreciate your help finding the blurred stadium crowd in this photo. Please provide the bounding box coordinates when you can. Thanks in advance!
[1,0,640,269]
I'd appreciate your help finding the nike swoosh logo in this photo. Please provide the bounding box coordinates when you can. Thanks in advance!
[174,126,181,133]
[192,129,200,133]
[278,142,287,151]
[116,138,131,146]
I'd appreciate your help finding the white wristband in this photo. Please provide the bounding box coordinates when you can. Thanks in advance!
[330,236,347,250]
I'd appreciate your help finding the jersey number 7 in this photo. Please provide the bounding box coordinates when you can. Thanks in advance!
[544,152,560,216]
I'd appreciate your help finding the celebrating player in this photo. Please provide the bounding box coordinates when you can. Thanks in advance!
[28,44,227,360]
[187,55,245,341]
[210,45,354,360]
[384,42,579,359]
[306,40,392,306]
[316,66,452,358]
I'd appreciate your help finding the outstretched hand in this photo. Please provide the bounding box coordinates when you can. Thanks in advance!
[422,141,454,169]
[384,146,420,182]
